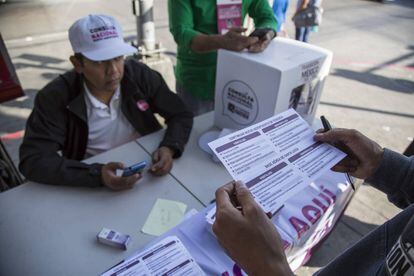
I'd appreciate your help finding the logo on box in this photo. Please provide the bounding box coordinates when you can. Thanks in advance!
[222,80,258,125]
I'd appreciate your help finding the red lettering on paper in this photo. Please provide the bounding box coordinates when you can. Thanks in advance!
[302,205,321,225]
[289,217,310,239]
[318,185,337,202]
[309,215,335,244]
[319,192,333,206]
[312,198,328,212]
[289,186,338,239]
[323,188,337,201]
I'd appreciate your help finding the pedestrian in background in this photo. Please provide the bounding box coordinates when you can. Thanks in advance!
[272,0,289,37]
[293,0,323,42]
[294,0,311,42]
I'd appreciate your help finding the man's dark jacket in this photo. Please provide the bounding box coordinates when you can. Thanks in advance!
[19,58,193,187]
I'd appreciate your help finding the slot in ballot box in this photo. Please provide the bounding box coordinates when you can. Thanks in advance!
[214,37,332,129]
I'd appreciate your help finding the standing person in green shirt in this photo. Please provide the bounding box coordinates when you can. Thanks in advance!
[168,0,278,116]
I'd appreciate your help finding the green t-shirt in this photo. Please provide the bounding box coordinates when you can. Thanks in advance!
[168,0,277,100]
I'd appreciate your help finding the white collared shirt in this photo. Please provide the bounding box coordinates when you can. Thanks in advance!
[83,83,140,158]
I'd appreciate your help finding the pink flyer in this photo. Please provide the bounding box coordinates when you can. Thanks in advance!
[216,0,242,34]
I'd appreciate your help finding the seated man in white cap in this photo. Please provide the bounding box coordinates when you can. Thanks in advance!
[19,14,193,190]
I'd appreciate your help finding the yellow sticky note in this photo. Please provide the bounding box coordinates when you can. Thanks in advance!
[141,199,187,236]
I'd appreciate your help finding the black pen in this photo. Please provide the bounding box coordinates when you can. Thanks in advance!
[320,115,332,131]
[320,116,356,191]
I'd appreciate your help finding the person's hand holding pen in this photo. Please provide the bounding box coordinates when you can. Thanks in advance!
[213,181,293,276]
[314,118,384,180]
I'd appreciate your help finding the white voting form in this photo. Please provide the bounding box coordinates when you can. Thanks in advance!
[102,236,204,276]
[208,109,346,216]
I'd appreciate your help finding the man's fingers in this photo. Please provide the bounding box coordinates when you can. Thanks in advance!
[248,38,270,53]
[111,174,140,189]
[125,173,141,187]
[151,161,171,176]
[247,36,259,44]
[234,181,256,209]
[229,27,247,33]
[151,148,174,175]
[215,181,239,210]
[332,164,357,173]
[152,150,160,163]
[337,157,359,168]
[314,128,344,142]
[151,155,166,171]
[151,149,163,172]
[314,128,357,145]
[106,162,125,171]
[333,155,358,173]
[264,31,274,41]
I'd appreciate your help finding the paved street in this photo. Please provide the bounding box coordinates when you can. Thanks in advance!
[0,0,413,274]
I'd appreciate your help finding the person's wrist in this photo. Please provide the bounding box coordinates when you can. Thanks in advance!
[368,146,384,178]
[246,253,292,276]
[101,165,109,187]
[213,34,225,50]
[161,146,175,158]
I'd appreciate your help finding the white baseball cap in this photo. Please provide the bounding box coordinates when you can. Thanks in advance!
[68,14,136,61]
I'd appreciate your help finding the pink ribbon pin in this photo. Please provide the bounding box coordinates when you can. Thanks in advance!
[136,100,149,111]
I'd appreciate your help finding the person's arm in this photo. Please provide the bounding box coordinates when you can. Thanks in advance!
[213,181,294,276]
[190,27,259,53]
[247,0,278,53]
[297,0,310,12]
[292,0,310,21]
[19,87,104,187]
[168,0,200,51]
[168,0,258,53]
[366,149,414,208]
[249,0,278,31]
[135,62,193,174]
[19,83,141,189]
[314,129,414,208]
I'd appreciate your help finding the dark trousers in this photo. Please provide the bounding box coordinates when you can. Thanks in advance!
[295,27,311,42]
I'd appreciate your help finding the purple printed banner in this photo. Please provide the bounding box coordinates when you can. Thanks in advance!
[215,131,260,153]
[262,114,299,133]
[110,259,141,276]
[142,240,176,260]
[163,259,191,276]
[246,162,287,188]
[288,142,322,163]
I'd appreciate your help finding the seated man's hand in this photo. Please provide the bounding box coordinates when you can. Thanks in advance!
[101,162,141,191]
[314,128,384,179]
[221,27,259,52]
[213,181,293,276]
[248,30,275,53]
[150,146,174,176]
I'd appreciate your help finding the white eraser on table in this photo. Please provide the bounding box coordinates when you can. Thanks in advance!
[97,228,131,250]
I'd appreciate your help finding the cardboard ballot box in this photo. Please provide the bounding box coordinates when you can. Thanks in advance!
[214,37,332,130]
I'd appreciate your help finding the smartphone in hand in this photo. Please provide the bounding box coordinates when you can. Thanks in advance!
[249,28,270,39]
[122,161,147,177]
